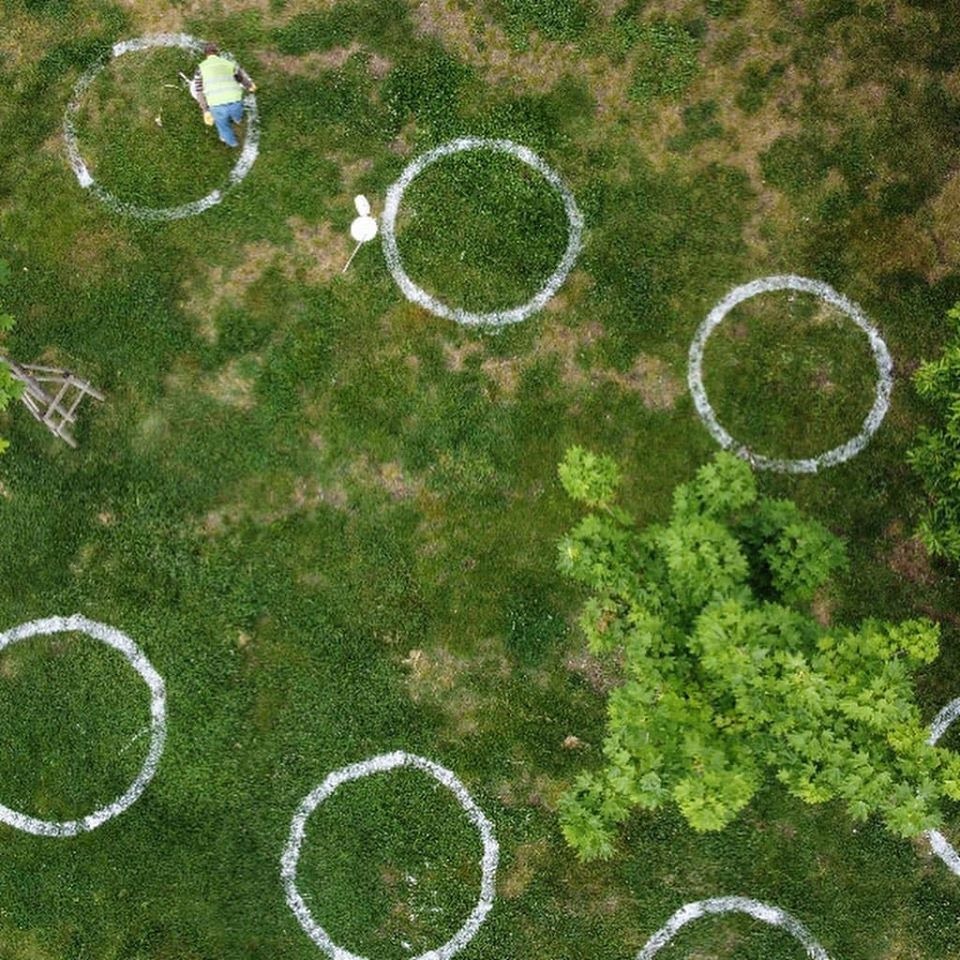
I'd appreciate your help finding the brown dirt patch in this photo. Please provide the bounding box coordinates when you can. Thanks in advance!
[411,0,636,120]
[811,589,833,627]
[351,456,422,501]
[256,44,362,76]
[565,649,623,694]
[201,472,349,535]
[501,840,551,899]
[180,217,351,339]
[201,358,259,410]
[603,354,683,409]
[495,769,567,811]
[887,533,937,587]
[926,170,960,281]
[443,339,484,372]
[402,641,510,738]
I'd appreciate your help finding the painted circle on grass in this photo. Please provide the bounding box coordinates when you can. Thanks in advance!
[281,751,499,960]
[0,615,167,837]
[381,137,584,328]
[688,275,893,474]
[925,696,960,876]
[63,33,260,221]
[636,897,832,960]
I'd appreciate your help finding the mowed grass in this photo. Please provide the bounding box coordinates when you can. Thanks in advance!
[2,0,960,959]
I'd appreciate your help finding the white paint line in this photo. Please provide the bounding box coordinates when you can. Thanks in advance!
[63,34,259,221]
[687,275,894,473]
[636,897,832,960]
[0,615,166,838]
[381,137,584,329]
[925,696,960,876]
[281,751,499,960]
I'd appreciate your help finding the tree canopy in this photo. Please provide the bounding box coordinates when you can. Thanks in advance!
[556,449,958,860]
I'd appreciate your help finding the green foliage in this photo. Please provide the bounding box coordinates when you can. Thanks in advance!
[558,451,951,860]
[908,302,960,563]
[558,445,622,508]
[628,19,703,103]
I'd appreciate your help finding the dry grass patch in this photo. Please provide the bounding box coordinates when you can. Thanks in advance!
[180,217,352,339]
[410,0,635,119]
[885,520,938,588]
[926,170,960,281]
[201,472,349,535]
[402,640,511,738]
[565,648,622,694]
[602,354,684,409]
[502,839,551,899]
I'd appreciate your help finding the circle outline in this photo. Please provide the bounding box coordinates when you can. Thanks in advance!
[281,751,499,960]
[380,136,584,328]
[0,614,167,838]
[687,275,894,473]
[926,696,960,875]
[636,897,831,960]
[63,33,260,222]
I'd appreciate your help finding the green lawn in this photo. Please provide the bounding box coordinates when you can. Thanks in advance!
[2,0,960,958]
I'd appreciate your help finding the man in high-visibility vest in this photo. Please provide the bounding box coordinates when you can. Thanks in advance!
[194,43,257,148]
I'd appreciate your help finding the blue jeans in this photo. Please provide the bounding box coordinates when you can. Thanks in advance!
[211,100,244,147]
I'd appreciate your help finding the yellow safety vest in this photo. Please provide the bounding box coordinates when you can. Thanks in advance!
[200,55,244,107]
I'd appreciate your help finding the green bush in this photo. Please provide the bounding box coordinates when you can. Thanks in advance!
[557,450,957,859]
[908,302,960,562]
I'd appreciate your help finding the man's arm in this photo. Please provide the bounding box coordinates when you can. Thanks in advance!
[193,67,210,113]
[234,66,256,92]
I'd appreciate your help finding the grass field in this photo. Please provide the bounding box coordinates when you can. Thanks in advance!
[3,0,960,957]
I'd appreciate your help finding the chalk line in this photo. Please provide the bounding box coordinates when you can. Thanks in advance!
[925,696,960,876]
[687,275,893,473]
[281,751,499,960]
[636,897,832,959]
[381,137,584,329]
[63,34,260,221]
[0,615,166,838]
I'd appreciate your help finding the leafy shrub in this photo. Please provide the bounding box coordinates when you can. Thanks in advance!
[629,19,703,102]
[557,450,957,859]
[908,302,960,562]
[558,446,622,508]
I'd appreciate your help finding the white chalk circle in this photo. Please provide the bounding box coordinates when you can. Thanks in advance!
[64,33,260,221]
[281,751,499,960]
[688,275,893,473]
[381,137,584,328]
[925,696,960,876]
[636,897,832,960]
[0,614,166,837]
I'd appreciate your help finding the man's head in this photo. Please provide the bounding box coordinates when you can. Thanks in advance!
[203,42,219,57]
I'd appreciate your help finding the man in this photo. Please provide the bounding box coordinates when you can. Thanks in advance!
[194,43,257,148]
